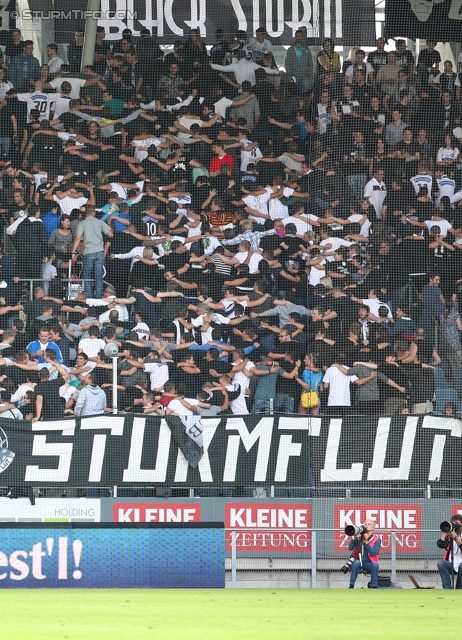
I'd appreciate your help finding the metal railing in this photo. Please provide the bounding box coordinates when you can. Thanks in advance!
[228,528,442,589]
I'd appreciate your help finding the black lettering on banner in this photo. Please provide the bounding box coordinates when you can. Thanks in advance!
[0,414,460,489]
[53,0,376,46]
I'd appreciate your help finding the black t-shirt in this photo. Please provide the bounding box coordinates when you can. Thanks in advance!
[67,43,83,73]
[0,102,15,137]
[5,42,23,59]
[94,42,111,72]
[417,49,440,71]
[367,50,388,74]
[160,251,189,274]
[327,260,353,278]
[396,140,419,158]
[210,40,230,64]
[329,295,360,333]
[197,357,232,378]
[35,377,65,419]
[396,50,415,73]
[0,364,29,386]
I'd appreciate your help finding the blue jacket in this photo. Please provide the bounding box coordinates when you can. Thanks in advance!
[27,339,63,364]
[9,54,40,91]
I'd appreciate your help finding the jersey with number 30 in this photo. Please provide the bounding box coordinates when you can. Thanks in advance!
[17,91,59,122]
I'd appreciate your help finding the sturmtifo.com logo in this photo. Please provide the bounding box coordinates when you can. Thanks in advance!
[0,427,14,473]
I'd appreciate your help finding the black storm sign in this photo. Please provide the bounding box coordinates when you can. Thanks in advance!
[53,0,376,46]
[385,0,462,41]
[0,414,461,489]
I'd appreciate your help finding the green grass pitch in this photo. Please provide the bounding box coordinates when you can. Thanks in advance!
[2,588,460,639]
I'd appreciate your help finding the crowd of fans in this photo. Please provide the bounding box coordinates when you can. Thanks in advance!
[0,25,460,420]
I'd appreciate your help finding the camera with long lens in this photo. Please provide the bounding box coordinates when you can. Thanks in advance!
[345,524,367,537]
[340,554,355,574]
[440,521,462,534]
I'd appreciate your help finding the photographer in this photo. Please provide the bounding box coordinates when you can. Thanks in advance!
[347,519,381,588]
[437,514,462,589]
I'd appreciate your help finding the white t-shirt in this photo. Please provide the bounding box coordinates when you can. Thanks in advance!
[53,194,88,216]
[410,173,433,197]
[234,250,263,274]
[424,219,452,237]
[320,237,354,261]
[278,153,304,171]
[132,137,162,161]
[361,298,392,320]
[323,365,358,406]
[437,176,456,199]
[50,77,86,99]
[191,315,213,344]
[17,91,59,122]
[345,62,374,84]
[240,139,263,172]
[144,361,170,390]
[364,177,387,219]
[246,37,272,63]
[348,213,371,238]
[242,187,272,225]
[308,259,326,286]
[213,96,233,119]
[317,103,331,134]
[0,80,13,101]
[168,397,199,417]
[200,235,221,256]
[231,359,253,415]
[48,57,64,74]
[176,116,203,141]
[41,262,57,295]
[133,322,150,340]
[98,304,128,323]
[268,188,293,220]
[53,95,72,119]
[78,337,106,358]
[436,147,460,164]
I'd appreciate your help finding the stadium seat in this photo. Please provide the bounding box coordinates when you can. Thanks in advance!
[451,367,462,396]
[434,367,449,389]
[117,489,135,498]
[434,388,461,414]
[85,489,111,498]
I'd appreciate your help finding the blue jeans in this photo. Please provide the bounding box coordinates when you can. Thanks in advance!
[295,76,312,95]
[275,394,295,413]
[347,174,368,200]
[349,559,379,587]
[0,136,10,156]
[83,251,104,298]
[438,559,460,589]
[251,399,271,414]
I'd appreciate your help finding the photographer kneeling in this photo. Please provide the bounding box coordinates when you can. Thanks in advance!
[347,519,381,588]
[437,514,462,589]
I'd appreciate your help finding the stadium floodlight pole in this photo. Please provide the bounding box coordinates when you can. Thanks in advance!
[104,343,119,414]
[112,356,118,415]
[81,0,101,72]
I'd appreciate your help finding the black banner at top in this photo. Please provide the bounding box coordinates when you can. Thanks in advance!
[0,413,461,489]
[53,0,376,46]
[384,0,462,42]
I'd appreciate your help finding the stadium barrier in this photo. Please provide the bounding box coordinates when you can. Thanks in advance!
[0,522,225,588]
[0,496,456,588]
[1,413,461,496]
[228,528,440,589]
